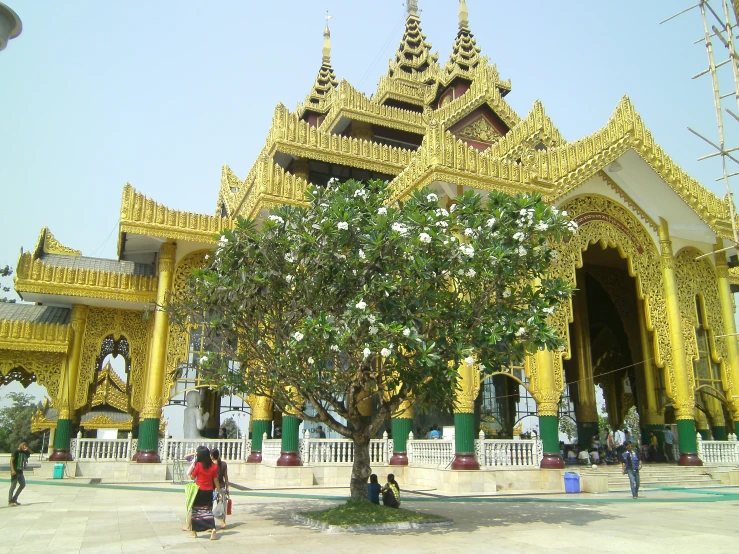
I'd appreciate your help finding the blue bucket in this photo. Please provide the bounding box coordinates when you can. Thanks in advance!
[564,472,580,493]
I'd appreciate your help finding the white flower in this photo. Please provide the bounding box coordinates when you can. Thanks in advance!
[503,289,511,298]
[435,220,448,228]
[362,347,372,359]
[337,253,346,260]
[358,249,366,260]
[378,207,387,215]
[330,344,339,352]
[520,209,528,216]
[543,307,555,315]
[204,254,209,260]
[402,328,411,337]
[337,221,349,231]
[419,232,432,243]
[285,253,296,263]
[199,355,209,365]
[550,250,559,261]
[568,220,579,232]
[268,215,284,224]
[426,192,439,203]
[464,356,475,366]
[356,300,367,310]
[312,223,321,230]
[515,327,526,337]
[307,357,315,365]
[561,210,568,217]
[466,268,476,278]
[293,331,304,342]
[257,340,262,346]
[381,347,392,357]
[535,222,549,231]
[285,275,294,283]
[513,231,525,242]
[486,217,496,228]
[557,344,566,352]
[391,222,409,236]
[219,235,228,245]
[367,315,376,324]
[518,246,528,256]
[450,203,457,212]
[464,228,474,236]
[435,208,449,217]
[459,244,475,258]
[328,177,339,185]
[369,325,378,335]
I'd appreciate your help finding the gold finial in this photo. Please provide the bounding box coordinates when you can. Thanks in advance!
[406,0,419,16]
[458,0,469,28]
[323,10,332,63]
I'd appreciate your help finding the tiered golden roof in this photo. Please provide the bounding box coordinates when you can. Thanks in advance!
[300,20,339,116]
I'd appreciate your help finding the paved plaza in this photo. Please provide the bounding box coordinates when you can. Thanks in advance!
[0,479,737,553]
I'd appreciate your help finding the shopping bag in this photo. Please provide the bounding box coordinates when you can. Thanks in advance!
[213,500,225,519]
[226,496,232,516]
[184,482,199,512]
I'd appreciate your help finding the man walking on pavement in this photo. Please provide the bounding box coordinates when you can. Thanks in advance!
[621,440,642,499]
[663,425,675,463]
[8,442,30,506]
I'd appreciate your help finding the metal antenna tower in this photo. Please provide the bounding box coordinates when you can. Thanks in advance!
[662,0,739,256]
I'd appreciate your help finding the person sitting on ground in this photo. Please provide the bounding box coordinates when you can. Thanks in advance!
[577,447,590,464]
[367,474,381,505]
[566,447,577,461]
[210,448,229,530]
[381,474,401,508]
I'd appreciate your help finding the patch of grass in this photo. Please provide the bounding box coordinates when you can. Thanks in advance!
[302,499,447,526]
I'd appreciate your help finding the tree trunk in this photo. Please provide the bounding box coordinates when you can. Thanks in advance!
[350,436,372,501]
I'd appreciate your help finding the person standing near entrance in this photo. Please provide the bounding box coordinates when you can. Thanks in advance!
[621,440,642,499]
[8,442,30,506]
[613,428,625,456]
[663,426,675,462]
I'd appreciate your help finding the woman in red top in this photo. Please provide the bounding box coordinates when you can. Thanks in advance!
[188,446,220,540]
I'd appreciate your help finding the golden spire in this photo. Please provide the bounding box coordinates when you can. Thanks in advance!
[458,0,469,27]
[304,12,338,112]
[386,0,439,85]
[444,0,482,79]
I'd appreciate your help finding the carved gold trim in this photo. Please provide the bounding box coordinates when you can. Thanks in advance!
[33,227,82,257]
[0,350,65,401]
[80,413,133,430]
[0,319,71,353]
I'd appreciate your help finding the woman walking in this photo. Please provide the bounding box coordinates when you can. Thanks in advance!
[187,446,220,540]
[210,448,229,529]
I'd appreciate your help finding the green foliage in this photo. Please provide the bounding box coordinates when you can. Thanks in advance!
[170,179,575,442]
[559,416,577,441]
[0,392,42,453]
[303,500,446,526]
[220,416,240,439]
[0,265,15,303]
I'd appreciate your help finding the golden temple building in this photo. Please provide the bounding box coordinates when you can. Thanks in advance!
[4,1,739,477]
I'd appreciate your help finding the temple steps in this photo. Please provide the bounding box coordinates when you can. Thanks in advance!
[577,463,735,491]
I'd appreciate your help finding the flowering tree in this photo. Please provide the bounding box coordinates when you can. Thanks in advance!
[170,178,576,500]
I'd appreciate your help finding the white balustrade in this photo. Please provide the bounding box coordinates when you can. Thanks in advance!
[71,432,134,461]
[697,433,739,465]
[477,436,543,468]
[407,439,454,467]
[295,433,393,465]
[158,437,250,462]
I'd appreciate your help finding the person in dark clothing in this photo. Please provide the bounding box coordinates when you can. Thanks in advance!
[316,426,326,438]
[621,440,642,499]
[8,442,30,506]
[367,474,381,505]
[381,474,400,508]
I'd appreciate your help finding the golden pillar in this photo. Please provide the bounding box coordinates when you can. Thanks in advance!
[137,241,176,463]
[532,349,564,468]
[714,239,739,436]
[50,304,88,461]
[572,273,598,446]
[247,395,273,463]
[451,357,480,470]
[658,219,701,465]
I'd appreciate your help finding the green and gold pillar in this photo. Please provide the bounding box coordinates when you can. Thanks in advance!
[50,304,88,461]
[637,298,665,446]
[695,407,710,440]
[534,349,565,469]
[451,357,480,470]
[659,219,701,465]
[572,274,598,448]
[137,242,176,463]
[389,399,413,466]
[247,395,273,463]
[277,390,302,466]
[704,394,727,440]
[714,239,739,437]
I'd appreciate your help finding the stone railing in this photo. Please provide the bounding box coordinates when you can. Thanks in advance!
[298,432,393,465]
[475,432,543,468]
[407,434,455,467]
[697,433,739,465]
[158,437,251,462]
[70,432,135,461]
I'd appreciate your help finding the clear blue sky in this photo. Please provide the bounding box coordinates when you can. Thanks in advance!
[0,1,735,414]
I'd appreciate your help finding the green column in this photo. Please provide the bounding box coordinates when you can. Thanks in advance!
[389,417,412,466]
[539,415,564,469]
[677,419,701,465]
[451,412,479,470]
[712,426,728,441]
[698,428,710,440]
[50,419,74,461]
[735,419,739,437]
[276,415,301,466]
[247,419,270,463]
[137,418,160,454]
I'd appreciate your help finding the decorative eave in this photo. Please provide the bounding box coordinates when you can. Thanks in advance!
[33,227,82,258]
[374,73,433,109]
[320,80,426,136]
[240,163,312,221]
[91,362,130,413]
[31,400,58,432]
[729,265,739,286]
[79,412,133,430]
[119,184,235,254]
[486,100,566,160]
[0,319,71,353]
[541,96,737,239]
[14,251,158,304]
[267,104,414,176]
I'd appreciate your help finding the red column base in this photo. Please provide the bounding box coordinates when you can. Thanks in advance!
[451,453,480,470]
[136,450,161,463]
[540,452,565,469]
[49,449,72,461]
[677,452,703,466]
[389,452,409,466]
[276,451,302,466]
[246,450,262,464]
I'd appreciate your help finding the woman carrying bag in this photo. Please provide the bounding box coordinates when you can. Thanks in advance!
[210,448,230,529]
[186,446,220,540]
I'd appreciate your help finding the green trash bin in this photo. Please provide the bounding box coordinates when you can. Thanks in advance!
[53,463,65,479]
